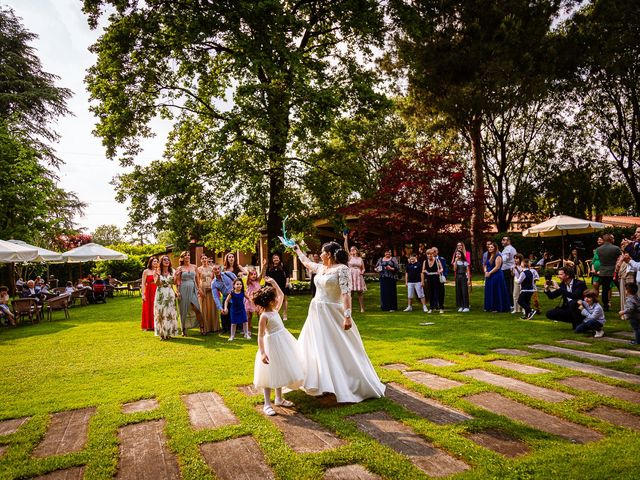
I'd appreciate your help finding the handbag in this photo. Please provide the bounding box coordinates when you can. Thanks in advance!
[439,274,446,283]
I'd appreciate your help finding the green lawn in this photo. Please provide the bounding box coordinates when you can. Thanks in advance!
[1,282,639,479]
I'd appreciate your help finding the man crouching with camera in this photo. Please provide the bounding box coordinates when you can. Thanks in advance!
[543,266,587,328]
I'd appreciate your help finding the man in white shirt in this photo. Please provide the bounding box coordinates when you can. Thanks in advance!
[501,236,517,309]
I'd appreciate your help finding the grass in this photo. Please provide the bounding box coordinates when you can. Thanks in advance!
[1,280,639,479]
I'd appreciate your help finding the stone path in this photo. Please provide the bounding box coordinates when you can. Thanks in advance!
[122,398,159,413]
[200,436,274,480]
[0,417,29,436]
[540,357,640,384]
[0,445,7,458]
[460,369,573,402]
[323,464,381,479]
[33,408,95,457]
[593,336,630,345]
[238,384,260,396]
[492,348,531,356]
[611,348,640,357]
[466,392,603,443]
[182,391,238,430]
[529,344,622,363]
[612,331,635,339]
[586,406,640,431]
[117,420,179,480]
[418,358,456,367]
[261,405,346,453]
[557,339,590,346]
[34,467,85,480]
[558,376,640,403]
[403,371,464,390]
[386,383,473,424]
[488,360,551,375]
[349,412,469,477]
[466,429,529,457]
[382,363,409,371]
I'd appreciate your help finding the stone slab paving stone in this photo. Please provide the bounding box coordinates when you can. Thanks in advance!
[418,358,456,367]
[403,371,464,390]
[466,392,603,444]
[382,363,409,371]
[593,336,630,345]
[122,398,159,413]
[587,406,640,431]
[323,465,382,480]
[349,412,469,477]
[238,384,260,396]
[489,360,551,375]
[557,339,591,346]
[612,331,636,339]
[33,407,95,457]
[558,376,640,403]
[386,383,473,425]
[492,348,531,356]
[0,417,29,436]
[200,436,275,480]
[117,420,179,480]
[261,405,346,453]
[34,467,85,480]
[611,348,640,357]
[0,445,7,458]
[182,391,239,430]
[466,429,529,458]
[541,357,640,385]
[460,369,573,403]
[529,344,622,363]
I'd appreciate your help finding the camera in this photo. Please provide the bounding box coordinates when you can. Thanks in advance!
[544,272,553,286]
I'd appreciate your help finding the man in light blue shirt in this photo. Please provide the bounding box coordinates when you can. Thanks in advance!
[211,264,236,333]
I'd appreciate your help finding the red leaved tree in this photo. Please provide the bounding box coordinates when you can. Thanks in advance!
[342,148,473,252]
[53,233,93,251]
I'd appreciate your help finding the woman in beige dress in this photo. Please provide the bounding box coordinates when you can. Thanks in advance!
[343,232,366,313]
[197,254,219,333]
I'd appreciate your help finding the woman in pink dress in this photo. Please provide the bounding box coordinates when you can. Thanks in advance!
[344,232,366,312]
[244,268,261,338]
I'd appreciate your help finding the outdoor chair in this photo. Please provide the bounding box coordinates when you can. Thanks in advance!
[43,294,71,322]
[105,284,115,298]
[127,280,142,296]
[52,287,66,295]
[12,298,42,324]
[113,284,129,296]
[71,289,88,307]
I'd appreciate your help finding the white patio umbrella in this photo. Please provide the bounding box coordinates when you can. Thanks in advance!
[7,240,63,263]
[0,239,38,263]
[61,243,128,263]
[522,215,609,259]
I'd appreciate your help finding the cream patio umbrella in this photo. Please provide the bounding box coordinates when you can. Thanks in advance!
[7,240,63,263]
[521,215,609,260]
[0,239,39,263]
[61,243,128,263]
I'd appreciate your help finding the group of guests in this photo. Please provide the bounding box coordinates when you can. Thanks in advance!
[140,251,290,341]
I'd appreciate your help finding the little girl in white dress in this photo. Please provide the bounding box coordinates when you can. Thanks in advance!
[253,277,305,416]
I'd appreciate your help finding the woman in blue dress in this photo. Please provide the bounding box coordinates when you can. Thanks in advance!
[224,278,250,341]
[484,241,511,312]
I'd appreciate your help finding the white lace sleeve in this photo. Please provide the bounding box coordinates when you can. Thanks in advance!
[338,265,352,294]
[297,250,321,273]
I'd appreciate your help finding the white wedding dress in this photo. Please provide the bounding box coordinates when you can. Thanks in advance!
[298,261,385,403]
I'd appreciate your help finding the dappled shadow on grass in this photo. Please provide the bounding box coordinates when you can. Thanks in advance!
[0,320,75,342]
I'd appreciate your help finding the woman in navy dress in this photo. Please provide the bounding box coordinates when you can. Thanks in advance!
[376,249,399,311]
[484,241,511,312]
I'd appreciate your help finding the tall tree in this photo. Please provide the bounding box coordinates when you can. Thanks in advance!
[91,224,124,246]
[387,0,563,266]
[564,0,640,212]
[82,0,385,248]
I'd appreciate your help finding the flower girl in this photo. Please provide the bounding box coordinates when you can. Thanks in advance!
[253,277,304,416]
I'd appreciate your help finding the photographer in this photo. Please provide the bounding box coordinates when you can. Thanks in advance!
[544,266,587,328]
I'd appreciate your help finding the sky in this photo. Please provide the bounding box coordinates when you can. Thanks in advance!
[4,0,171,234]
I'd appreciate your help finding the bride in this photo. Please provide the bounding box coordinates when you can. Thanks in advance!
[293,242,385,403]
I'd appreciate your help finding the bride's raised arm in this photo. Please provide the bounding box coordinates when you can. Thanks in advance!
[293,245,321,273]
[338,264,353,330]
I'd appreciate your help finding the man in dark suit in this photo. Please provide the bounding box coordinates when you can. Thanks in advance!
[544,266,587,328]
[21,280,44,304]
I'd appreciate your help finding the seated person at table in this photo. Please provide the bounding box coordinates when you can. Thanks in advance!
[0,286,16,326]
[22,280,44,304]
[544,266,586,328]
[65,281,75,294]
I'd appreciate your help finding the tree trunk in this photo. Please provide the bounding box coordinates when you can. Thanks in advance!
[468,117,486,272]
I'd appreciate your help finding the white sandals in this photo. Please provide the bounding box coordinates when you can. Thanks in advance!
[274,399,294,407]
[263,405,276,416]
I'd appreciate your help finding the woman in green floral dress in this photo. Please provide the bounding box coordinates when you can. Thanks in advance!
[154,255,179,340]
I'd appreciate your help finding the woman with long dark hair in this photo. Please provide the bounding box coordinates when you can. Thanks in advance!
[293,241,385,403]
[154,256,179,340]
[175,251,204,336]
[261,253,291,320]
[484,241,511,312]
[141,256,159,331]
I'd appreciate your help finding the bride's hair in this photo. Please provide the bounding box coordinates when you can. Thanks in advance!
[322,241,349,265]
[252,286,277,308]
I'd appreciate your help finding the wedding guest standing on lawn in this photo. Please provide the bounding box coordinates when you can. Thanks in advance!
[197,254,218,333]
[141,256,159,331]
[453,250,471,312]
[224,252,248,278]
[422,248,443,314]
[175,251,205,336]
[376,249,399,312]
[154,256,179,340]
[404,253,428,312]
[262,253,291,321]
[344,232,367,313]
[596,234,622,312]
[484,241,511,312]
[244,267,261,335]
[212,264,235,333]
[501,236,517,310]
